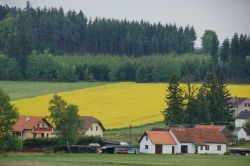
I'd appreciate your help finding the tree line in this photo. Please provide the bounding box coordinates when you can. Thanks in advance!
[0,51,210,82]
[0,2,250,83]
[201,30,250,82]
[0,2,196,61]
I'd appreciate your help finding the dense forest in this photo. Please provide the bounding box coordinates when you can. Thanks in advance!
[0,2,250,82]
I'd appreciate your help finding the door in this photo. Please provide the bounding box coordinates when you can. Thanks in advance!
[155,144,162,154]
[195,146,198,154]
[181,145,188,153]
[172,146,175,154]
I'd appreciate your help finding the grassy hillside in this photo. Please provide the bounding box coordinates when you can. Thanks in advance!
[0,81,111,100]
[0,153,250,166]
[11,82,250,129]
[104,121,165,145]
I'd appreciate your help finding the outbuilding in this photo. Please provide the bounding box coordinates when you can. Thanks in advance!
[139,130,177,154]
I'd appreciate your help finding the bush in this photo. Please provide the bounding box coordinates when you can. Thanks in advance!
[0,136,22,151]
[6,136,22,150]
[76,136,104,146]
[23,137,59,149]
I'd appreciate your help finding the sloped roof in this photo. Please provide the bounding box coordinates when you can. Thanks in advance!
[13,116,44,132]
[79,116,105,133]
[170,127,228,145]
[194,124,225,131]
[236,111,250,119]
[229,97,248,108]
[139,131,176,145]
[243,128,250,135]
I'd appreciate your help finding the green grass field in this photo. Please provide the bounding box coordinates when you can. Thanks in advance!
[0,81,111,100]
[0,153,249,166]
[104,121,165,145]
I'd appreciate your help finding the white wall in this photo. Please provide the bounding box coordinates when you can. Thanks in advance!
[84,123,103,137]
[197,144,226,154]
[139,135,177,154]
[235,119,246,128]
[139,135,155,154]
[238,128,250,141]
[162,145,177,154]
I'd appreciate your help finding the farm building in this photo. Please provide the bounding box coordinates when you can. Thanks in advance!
[139,127,228,154]
[230,97,250,116]
[139,130,177,154]
[237,128,250,141]
[78,116,105,137]
[235,111,250,128]
[12,116,54,140]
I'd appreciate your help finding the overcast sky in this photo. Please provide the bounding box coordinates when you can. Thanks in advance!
[1,0,250,47]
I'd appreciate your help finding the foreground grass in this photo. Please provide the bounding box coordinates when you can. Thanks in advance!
[0,153,249,166]
[0,81,111,100]
[104,121,165,145]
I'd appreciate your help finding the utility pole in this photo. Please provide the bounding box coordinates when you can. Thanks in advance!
[129,125,132,145]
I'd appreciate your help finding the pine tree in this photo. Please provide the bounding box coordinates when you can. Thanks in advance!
[220,38,230,63]
[203,73,233,124]
[163,75,184,125]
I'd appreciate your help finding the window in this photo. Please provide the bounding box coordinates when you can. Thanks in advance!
[96,126,98,131]
[91,126,93,131]
[146,136,148,141]
[42,124,44,128]
[217,145,221,151]
[145,145,148,149]
[200,146,203,150]
[248,103,250,107]
[245,103,247,107]
[41,133,44,137]
[205,145,209,150]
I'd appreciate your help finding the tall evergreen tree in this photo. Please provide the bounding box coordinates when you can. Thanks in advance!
[163,75,184,125]
[220,38,230,63]
[203,73,233,123]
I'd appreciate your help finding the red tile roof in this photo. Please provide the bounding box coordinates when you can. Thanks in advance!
[139,131,176,145]
[194,125,225,131]
[13,116,44,132]
[170,127,228,145]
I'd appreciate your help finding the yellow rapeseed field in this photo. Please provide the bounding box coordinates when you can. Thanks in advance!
[12,82,250,129]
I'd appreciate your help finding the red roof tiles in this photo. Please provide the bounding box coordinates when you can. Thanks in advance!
[170,127,228,145]
[13,116,44,132]
[139,131,176,145]
[194,124,225,131]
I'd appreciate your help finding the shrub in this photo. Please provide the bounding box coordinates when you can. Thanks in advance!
[0,136,22,151]
[76,136,104,146]
[23,137,59,149]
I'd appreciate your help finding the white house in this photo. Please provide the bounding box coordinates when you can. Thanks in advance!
[78,116,105,137]
[237,128,250,141]
[230,97,250,116]
[139,130,177,154]
[235,111,250,128]
[139,127,228,155]
[170,127,227,154]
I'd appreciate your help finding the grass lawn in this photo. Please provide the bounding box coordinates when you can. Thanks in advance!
[0,81,111,100]
[0,153,250,166]
[104,121,165,145]
[229,141,250,148]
